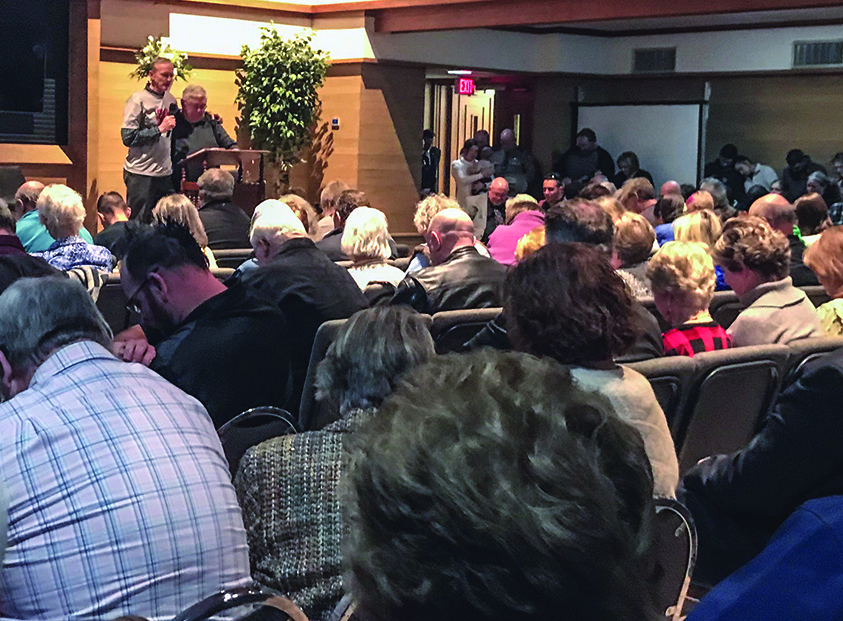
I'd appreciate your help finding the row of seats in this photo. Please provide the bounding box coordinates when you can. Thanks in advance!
[212,248,414,271]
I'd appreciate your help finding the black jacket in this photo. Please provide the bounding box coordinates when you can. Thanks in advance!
[198,199,251,250]
[390,246,507,314]
[788,234,819,287]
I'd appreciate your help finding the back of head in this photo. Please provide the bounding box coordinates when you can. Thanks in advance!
[279,194,316,235]
[795,192,829,235]
[505,243,638,364]
[413,194,460,235]
[545,199,614,255]
[618,178,655,204]
[0,277,111,373]
[685,190,714,214]
[0,202,15,233]
[699,179,729,209]
[96,191,128,217]
[786,149,805,167]
[614,212,655,266]
[805,227,843,296]
[748,193,796,229]
[345,349,655,621]
[152,194,208,248]
[123,221,209,282]
[315,306,434,414]
[197,168,235,202]
[249,201,307,250]
[660,180,682,198]
[37,184,85,239]
[720,143,738,161]
[341,206,391,262]
[428,208,475,240]
[335,190,370,227]
[594,196,626,222]
[745,184,769,204]
[578,183,612,200]
[320,179,351,212]
[654,194,684,224]
[647,241,716,311]
[715,216,790,281]
[15,181,44,211]
[673,209,722,249]
[504,194,539,223]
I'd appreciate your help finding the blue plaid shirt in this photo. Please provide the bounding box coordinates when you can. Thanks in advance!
[0,341,251,620]
[33,236,114,271]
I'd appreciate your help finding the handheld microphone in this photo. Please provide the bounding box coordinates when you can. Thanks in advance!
[166,103,178,137]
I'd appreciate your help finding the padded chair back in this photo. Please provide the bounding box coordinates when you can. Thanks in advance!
[210,267,235,281]
[675,344,790,474]
[298,319,349,431]
[652,499,697,621]
[708,290,742,329]
[218,407,297,478]
[626,356,696,431]
[800,285,830,308]
[213,249,253,269]
[785,336,843,382]
[173,587,308,621]
[430,308,502,354]
[96,274,131,333]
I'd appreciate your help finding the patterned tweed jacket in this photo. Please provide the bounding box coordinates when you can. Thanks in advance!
[234,408,374,621]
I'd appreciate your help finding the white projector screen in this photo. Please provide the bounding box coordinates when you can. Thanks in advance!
[576,104,705,189]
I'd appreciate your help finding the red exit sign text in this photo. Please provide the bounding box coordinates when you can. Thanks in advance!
[457,78,476,95]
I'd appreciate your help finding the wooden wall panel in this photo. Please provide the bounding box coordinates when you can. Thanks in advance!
[531,77,578,177]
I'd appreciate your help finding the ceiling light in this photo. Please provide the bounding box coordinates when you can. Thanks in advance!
[447,70,473,75]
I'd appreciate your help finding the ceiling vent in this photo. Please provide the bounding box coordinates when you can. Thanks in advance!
[793,40,843,67]
[633,47,676,73]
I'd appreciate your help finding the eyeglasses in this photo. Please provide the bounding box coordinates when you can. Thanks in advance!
[125,274,152,315]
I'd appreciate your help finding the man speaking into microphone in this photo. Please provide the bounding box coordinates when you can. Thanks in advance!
[121,56,177,223]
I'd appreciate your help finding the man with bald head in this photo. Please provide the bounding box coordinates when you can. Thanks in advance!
[483,177,509,241]
[14,181,94,252]
[391,208,507,314]
[749,193,819,286]
[491,129,534,196]
[660,180,682,198]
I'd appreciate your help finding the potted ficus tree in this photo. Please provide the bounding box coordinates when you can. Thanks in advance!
[236,28,330,195]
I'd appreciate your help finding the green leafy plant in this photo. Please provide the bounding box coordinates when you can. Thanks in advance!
[236,28,330,169]
[131,36,193,82]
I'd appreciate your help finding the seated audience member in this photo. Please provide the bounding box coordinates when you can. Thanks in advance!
[390,208,507,314]
[235,307,434,620]
[806,170,843,225]
[680,183,697,201]
[704,143,746,208]
[579,182,613,200]
[611,212,655,298]
[0,202,25,256]
[654,193,685,246]
[196,168,251,249]
[749,192,819,286]
[648,241,732,357]
[345,349,659,621]
[735,155,779,193]
[616,178,657,224]
[687,496,843,621]
[701,177,737,219]
[612,150,653,188]
[660,180,682,198]
[341,207,405,289]
[486,193,545,266]
[685,190,715,213]
[0,277,251,619]
[782,148,825,203]
[804,227,843,336]
[407,193,461,272]
[0,202,59,292]
[33,184,113,271]
[674,209,729,291]
[314,179,350,242]
[280,193,318,239]
[505,243,678,497]
[514,225,545,262]
[240,204,367,419]
[538,173,565,212]
[595,195,626,221]
[317,190,397,261]
[795,192,831,246]
[121,221,293,427]
[680,345,843,586]
[745,184,770,205]
[153,193,218,268]
[483,177,509,241]
[94,191,131,258]
[771,179,784,195]
[14,181,94,252]
[715,216,822,346]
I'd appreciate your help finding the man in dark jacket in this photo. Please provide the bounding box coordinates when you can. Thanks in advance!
[554,128,615,185]
[680,347,843,586]
[391,208,506,314]
[316,189,398,261]
[704,143,747,208]
[196,168,251,249]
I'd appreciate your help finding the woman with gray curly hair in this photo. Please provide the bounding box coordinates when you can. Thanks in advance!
[233,306,434,621]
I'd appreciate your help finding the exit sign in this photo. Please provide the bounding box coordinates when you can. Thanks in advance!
[457,77,476,95]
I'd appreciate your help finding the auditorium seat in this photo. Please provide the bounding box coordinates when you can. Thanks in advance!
[430,308,502,354]
[626,355,696,430]
[652,498,697,621]
[96,273,131,333]
[800,285,830,308]
[213,248,253,269]
[673,344,790,475]
[638,297,669,332]
[217,406,297,478]
[297,319,348,431]
[707,290,742,329]
[784,335,843,382]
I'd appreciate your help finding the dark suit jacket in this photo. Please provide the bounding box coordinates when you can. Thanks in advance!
[198,199,251,250]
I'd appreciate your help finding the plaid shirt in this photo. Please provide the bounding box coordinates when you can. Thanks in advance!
[0,341,251,620]
[663,321,732,357]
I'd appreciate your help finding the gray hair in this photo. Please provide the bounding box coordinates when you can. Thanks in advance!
[341,207,391,261]
[0,277,112,372]
[197,168,235,201]
[808,170,830,188]
[699,178,729,209]
[315,307,434,415]
[37,184,85,239]
[249,201,307,250]
[413,193,460,235]
[181,84,207,101]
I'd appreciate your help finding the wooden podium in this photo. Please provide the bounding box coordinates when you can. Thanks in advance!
[179,148,270,216]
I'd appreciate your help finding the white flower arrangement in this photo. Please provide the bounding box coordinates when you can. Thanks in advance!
[131,36,193,82]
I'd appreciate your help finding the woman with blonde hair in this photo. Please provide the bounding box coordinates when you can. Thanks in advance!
[152,193,217,268]
[647,241,732,356]
[595,195,626,222]
[341,207,405,289]
[674,209,727,290]
[804,226,843,335]
[611,212,656,297]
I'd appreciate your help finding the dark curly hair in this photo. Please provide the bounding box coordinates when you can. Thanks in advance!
[335,190,371,226]
[544,199,614,255]
[504,243,640,364]
[122,219,208,281]
[714,216,790,281]
[345,350,657,621]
